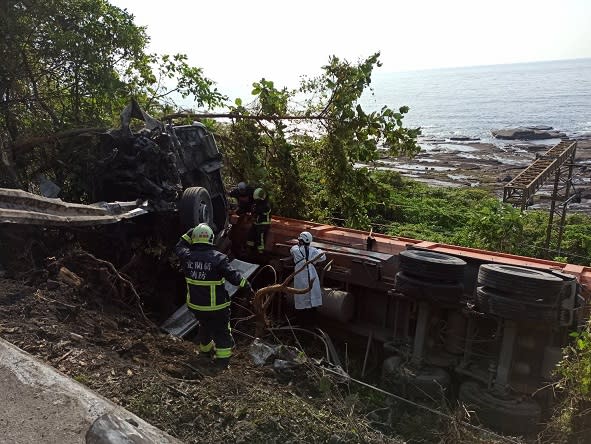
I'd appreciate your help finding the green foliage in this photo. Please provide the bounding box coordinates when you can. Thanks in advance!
[303,53,421,227]
[218,79,305,217]
[561,329,591,406]
[221,53,421,226]
[1,0,221,137]
[567,331,591,393]
[138,53,226,114]
[2,0,223,195]
[545,327,591,440]
[1,0,148,135]
[369,175,591,265]
[560,214,591,263]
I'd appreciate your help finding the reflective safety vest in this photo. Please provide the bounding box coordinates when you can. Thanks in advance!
[185,276,247,311]
[253,199,271,225]
[174,240,247,312]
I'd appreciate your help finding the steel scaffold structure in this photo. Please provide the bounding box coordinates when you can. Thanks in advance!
[503,139,577,257]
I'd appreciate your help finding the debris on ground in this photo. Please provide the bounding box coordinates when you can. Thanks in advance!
[0,276,400,443]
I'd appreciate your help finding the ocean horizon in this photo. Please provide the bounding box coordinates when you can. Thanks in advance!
[361,57,591,143]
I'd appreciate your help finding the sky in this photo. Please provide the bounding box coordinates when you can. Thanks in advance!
[110,0,591,101]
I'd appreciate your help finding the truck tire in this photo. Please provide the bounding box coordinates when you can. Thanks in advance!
[459,380,541,436]
[399,250,466,282]
[475,287,559,322]
[179,187,214,231]
[477,264,564,303]
[395,272,464,303]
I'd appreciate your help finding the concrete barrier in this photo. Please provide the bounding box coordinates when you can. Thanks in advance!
[0,338,181,444]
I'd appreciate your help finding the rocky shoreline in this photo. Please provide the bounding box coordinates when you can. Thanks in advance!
[370,135,591,214]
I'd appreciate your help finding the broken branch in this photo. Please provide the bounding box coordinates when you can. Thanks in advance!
[162,112,333,122]
[10,127,105,155]
[252,255,324,334]
[73,251,154,327]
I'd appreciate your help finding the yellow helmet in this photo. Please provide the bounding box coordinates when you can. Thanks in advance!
[192,224,214,245]
[253,188,266,200]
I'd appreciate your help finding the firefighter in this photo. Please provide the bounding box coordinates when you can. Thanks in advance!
[175,223,251,369]
[246,188,271,253]
[227,181,255,215]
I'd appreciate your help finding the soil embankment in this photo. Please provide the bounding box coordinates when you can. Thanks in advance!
[0,275,399,443]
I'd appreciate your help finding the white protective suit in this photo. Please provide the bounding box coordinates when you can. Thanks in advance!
[290,244,326,310]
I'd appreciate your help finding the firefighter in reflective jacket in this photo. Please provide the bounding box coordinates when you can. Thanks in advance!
[246,188,271,253]
[175,223,250,368]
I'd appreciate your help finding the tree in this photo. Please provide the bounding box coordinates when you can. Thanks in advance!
[217,53,421,226]
[1,0,223,192]
[1,0,148,138]
[303,53,421,227]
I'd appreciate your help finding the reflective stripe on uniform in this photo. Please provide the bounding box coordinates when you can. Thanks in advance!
[185,278,225,286]
[255,210,271,225]
[258,232,265,250]
[199,341,214,352]
[239,278,247,288]
[185,277,227,311]
[216,347,232,358]
[186,298,231,311]
[182,233,192,243]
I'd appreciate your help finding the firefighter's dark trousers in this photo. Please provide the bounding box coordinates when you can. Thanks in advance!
[247,223,269,253]
[191,308,234,361]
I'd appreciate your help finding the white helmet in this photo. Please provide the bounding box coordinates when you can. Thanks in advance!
[192,224,214,245]
[298,231,313,245]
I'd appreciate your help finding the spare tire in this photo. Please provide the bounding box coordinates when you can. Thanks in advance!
[459,380,541,436]
[399,250,466,282]
[179,186,214,231]
[395,272,464,304]
[478,264,564,302]
[475,287,560,322]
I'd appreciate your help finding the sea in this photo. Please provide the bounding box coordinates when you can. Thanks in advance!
[360,58,591,143]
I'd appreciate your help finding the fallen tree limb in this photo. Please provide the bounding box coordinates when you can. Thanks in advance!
[161,112,332,122]
[10,127,105,155]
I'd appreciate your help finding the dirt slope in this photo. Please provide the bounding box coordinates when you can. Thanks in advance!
[0,277,400,443]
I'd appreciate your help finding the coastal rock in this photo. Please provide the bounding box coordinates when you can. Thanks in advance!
[491,127,566,140]
[449,136,480,142]
[525,125,553,131]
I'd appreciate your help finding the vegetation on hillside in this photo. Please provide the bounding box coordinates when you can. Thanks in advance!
[2,1,591,442]
[364,171,591,265]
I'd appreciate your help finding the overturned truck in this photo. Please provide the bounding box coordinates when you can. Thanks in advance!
[2,105,590,438]
[1,101,228,236]
[255,218,590,436]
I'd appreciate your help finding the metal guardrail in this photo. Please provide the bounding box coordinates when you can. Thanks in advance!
[0,188,149,226]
